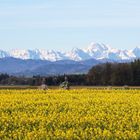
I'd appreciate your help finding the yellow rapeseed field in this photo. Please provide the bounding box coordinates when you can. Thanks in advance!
[0,89,140,140]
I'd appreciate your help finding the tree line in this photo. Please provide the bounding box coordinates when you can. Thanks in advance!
[0,74,87,86]
[0,59,139,86]
[87,59,140,86]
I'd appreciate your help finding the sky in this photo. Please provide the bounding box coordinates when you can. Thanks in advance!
[0,0,140,51]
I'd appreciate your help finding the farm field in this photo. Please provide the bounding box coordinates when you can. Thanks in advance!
[0,85,140,90]
[0,89,140,139]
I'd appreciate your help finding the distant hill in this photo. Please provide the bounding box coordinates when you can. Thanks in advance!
[0,57,101,76]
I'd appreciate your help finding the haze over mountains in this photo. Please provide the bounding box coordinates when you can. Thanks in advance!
[0,43,139,76]
[0,43,140,61]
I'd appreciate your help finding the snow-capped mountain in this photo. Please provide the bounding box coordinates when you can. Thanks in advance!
[0,50,9,58]
[66,48,91,61]
[9,49,40,60]
[0,43,140,61]
[8,49,66,61]
[84,43,136,60]
[132,46,140,58]
[84,43,109,58]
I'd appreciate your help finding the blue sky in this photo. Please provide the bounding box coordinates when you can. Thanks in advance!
[0,0,140,51]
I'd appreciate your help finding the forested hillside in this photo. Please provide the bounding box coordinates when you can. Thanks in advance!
[0,59,139,86]
[88,59,140,86]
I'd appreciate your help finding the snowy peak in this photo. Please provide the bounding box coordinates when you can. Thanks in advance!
[132,46,140,57]
[9,49,66,61]
[83,43,138,60]
[37,49,66,61]
[9,49,40,60]
[86,43,109,51]
[66,48,91,61]
[0,50,8,58]
[84,43,111,59]
[0,43,140,61]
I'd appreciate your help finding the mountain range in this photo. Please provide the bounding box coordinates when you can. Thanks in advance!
[0,43,139,76]
[0,43,140,61]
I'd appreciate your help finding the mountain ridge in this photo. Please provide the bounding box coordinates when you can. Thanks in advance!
[0,57,100,76]
[0,43,139,61]
[0,42,139,76]
[0,56,136,76]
